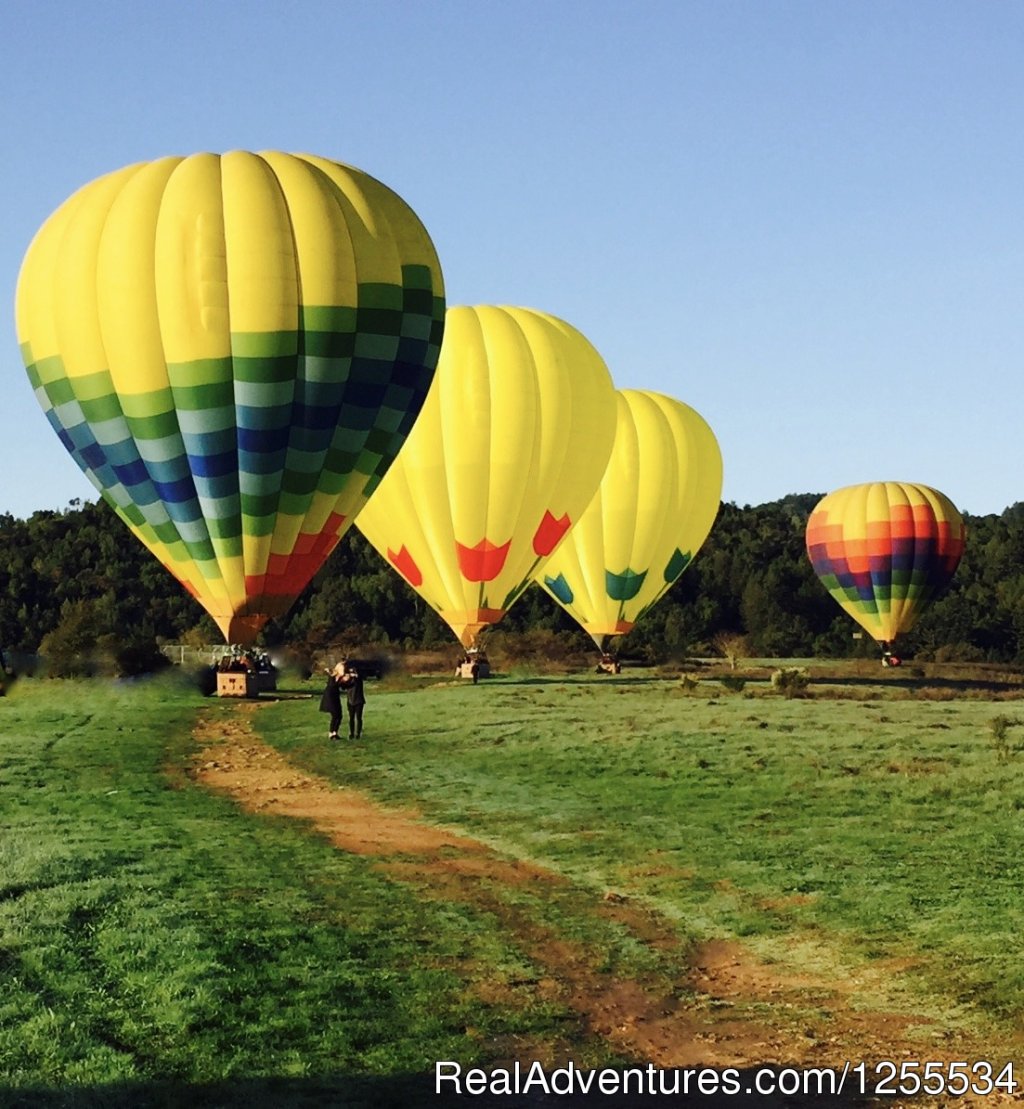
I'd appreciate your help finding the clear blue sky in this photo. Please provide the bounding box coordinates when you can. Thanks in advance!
[3,0,1022,518]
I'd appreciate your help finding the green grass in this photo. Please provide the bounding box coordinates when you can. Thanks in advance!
[262,671,1024,1023]
[0,674,606,1105]
[4,667,1024,1103]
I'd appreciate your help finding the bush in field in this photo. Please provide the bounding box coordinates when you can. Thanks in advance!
[40,599,169,678]
[989,714,1023,762]
[486,628,593,671]
[39,600,108,677]
[771,667,810,698]
[719,673,747,693]
[97,633,172,678]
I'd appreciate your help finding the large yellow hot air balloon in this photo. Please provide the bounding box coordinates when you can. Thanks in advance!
[535,390,722,648]
[16,152,444,644]
[355,306,617,647]
[805,481,966,654]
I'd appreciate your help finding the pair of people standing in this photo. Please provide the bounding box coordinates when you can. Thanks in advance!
[319,661,366,740]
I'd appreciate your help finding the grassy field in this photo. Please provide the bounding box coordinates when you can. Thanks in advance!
[263,667,1024,1015]
[2,664,1024,1104]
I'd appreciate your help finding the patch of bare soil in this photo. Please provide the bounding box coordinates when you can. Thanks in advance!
[188,706,1022,1107]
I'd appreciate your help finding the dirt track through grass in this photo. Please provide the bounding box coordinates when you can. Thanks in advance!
[191,702,1023,1107]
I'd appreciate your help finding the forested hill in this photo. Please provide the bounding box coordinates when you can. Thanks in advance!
[2,495,1024,663]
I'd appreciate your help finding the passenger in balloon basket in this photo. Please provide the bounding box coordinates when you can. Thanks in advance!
[319,662,346,741]
[881,644,902,668]
[339,664,366,738]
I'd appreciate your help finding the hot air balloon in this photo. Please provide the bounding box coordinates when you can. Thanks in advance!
[16,151,444,645]
[355,305,617,648]
[535,390,722,658]
[805,481,966,662]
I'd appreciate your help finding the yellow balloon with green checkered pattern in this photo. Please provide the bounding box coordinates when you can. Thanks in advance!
[16,151,444,643]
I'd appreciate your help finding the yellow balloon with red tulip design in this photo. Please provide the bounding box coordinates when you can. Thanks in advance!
[355,305,617,647]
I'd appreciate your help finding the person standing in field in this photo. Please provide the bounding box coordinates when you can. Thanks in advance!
[319,661,346,741]
[339,663,366,738]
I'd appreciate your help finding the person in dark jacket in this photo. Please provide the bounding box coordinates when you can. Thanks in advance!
[338,664,366,738]
[319,662,346,740]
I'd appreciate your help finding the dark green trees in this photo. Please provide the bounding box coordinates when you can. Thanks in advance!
[3,495,1024,663]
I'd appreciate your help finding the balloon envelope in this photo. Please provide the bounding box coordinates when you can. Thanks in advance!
[537,390,723,647]
[355,305,617,647]
[16,151,444,643]
[805,481,966,644]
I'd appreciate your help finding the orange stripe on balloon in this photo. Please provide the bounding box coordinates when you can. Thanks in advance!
[912,506,940,534]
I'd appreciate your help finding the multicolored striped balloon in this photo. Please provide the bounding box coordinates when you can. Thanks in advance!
[356,306,618,648]
[16,152,444,643]
[536,390,722,648]
[805,481,966,645]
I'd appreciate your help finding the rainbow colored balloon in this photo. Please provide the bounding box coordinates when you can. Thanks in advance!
[536,390,722,648]
[16,151,444,643]
[356,306,618,647]
[805,481,966,646]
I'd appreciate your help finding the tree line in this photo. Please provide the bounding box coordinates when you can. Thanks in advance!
[2,494,1023,669]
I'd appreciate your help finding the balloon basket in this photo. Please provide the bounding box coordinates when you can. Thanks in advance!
[455,651,490,680]
[216,671,261,699]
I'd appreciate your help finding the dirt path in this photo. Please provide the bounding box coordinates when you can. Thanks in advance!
[189,705,1022,1107]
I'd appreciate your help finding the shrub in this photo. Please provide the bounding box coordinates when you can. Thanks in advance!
[989,714,1021,762]
[771,667,810,698]
[486,628,592,671]
[719,674,747,693]
[96,634,172,678]
[932,642,989,664]
[39,600,170,679]
[39,600,108,677]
